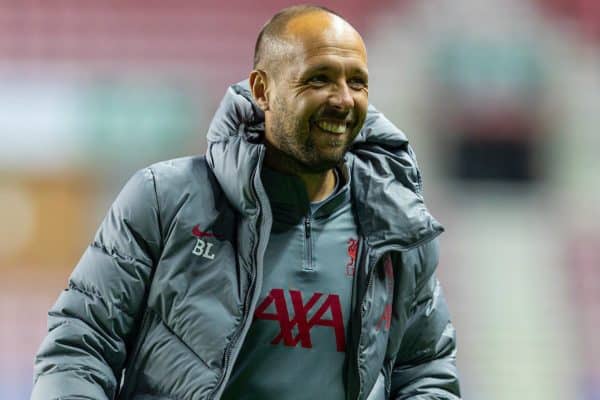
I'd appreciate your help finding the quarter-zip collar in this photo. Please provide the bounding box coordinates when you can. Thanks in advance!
[261,165,350,223]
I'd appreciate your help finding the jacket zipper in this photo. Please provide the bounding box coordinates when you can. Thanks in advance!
[209,148,272,400]
[213,271,256,397]
[304,216,313,271]
[350,246,377,400]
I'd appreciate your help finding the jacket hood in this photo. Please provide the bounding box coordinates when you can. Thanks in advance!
[206,80,443,250]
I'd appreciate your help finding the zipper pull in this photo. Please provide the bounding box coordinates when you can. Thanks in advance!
[305,217,311,238]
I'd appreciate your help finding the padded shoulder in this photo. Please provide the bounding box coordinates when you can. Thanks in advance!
[147,155,230,240]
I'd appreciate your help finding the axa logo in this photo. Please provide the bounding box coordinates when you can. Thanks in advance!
[254,288,346,352]
[191,225,221,260]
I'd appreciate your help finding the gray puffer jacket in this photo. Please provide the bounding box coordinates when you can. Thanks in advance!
[32,81,460,400]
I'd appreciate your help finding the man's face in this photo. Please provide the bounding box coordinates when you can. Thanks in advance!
[263,14,369,173]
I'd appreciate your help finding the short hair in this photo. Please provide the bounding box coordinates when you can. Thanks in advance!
[253,5,343,70]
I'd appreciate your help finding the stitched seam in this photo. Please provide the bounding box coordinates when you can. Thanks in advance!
[67,280,130,316]
[89,241,152,270]
[146,167,164,252]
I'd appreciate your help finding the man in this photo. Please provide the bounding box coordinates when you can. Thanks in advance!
[33,5,460,400]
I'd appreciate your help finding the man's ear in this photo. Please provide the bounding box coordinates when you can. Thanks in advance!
[249,69,270,111]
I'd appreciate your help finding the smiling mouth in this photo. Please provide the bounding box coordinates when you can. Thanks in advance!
[314,120,350,134]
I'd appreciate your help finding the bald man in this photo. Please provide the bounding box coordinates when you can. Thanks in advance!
[33,5,460,400]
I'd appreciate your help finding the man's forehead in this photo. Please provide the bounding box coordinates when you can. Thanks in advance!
[282,11,367,60]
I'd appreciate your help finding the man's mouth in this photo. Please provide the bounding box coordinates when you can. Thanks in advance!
[314,120,349,134]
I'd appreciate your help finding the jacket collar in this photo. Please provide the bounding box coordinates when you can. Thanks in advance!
[261,165,351,222]
[206,80,443,250]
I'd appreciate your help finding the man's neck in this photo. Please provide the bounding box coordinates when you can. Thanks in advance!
[263,147,337,203]
[296,169,336,202]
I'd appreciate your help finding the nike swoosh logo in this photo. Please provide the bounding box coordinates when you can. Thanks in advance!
[192,225,222,239]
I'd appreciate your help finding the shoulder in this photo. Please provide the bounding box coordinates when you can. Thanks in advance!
[392,238,441,288]
[93,155,226,264]
[147,155,211,187]
[107,155,222,233]
[119,156,216,219]
[145,155,221,201]
[144,155,229,236]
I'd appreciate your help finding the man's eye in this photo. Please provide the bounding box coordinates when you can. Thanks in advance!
[308,75,328,85]
[348,78,367,89]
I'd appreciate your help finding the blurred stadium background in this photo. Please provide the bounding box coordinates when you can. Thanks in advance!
[1,0,599,399]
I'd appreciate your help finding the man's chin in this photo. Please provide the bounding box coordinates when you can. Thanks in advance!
[301,153,347,173]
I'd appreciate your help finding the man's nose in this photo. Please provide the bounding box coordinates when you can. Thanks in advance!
[329,82,354,110]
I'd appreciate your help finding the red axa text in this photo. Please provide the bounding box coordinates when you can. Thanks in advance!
[254,288,346,352]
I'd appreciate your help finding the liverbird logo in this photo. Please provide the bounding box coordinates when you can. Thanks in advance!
[346,238,358,276]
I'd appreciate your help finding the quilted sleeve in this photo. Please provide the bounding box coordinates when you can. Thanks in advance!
[32,168,162,399]
[390,240,461,399]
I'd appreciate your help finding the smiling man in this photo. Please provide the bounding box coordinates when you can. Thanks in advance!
[33,5,460,400]
[251,8,368,183]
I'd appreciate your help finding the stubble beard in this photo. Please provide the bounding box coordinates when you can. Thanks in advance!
[266,101,350,175]
[267,120,347,174]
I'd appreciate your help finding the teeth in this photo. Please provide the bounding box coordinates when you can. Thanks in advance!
[316,120,346,134]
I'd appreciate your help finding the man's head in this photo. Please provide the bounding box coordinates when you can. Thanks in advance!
[249,5,369,174]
